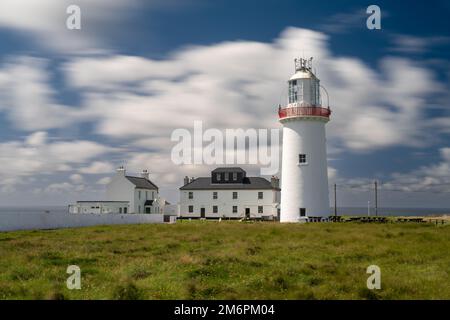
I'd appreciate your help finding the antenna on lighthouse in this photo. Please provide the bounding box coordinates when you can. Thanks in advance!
[308,57,313,70]
[294,57,314,72]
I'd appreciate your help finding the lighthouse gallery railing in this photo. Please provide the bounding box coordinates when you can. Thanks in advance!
[278,106,331,119]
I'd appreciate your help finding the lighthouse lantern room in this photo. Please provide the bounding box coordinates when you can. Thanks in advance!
[279,58,331,222]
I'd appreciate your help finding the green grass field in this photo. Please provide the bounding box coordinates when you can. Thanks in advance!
[0,221,449,300]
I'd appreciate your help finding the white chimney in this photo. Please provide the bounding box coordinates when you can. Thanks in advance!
[141,169,150,180]
[271,176,280,188]
[184,176,189,185]
[116,166,126,176]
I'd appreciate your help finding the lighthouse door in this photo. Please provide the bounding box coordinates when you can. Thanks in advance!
[299,208,306,217]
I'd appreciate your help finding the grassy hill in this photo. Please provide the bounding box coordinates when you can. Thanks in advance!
[0,221,449,299]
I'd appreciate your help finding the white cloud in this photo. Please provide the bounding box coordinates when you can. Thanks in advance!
[96,177,112,185]
[389,34,450,54]
[0,57,83,130]
[319,9,367,34]
[0,132,115,183]
[440,147,450,162]
[0,0,141,53]
[44,182,74,194]
[79,161,114,174]
[0,0,196,54]
[328,167,337,181]
[26,131,48,146]
[69,174,84,184]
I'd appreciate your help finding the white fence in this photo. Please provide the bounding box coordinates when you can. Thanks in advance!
[0,212,165,232]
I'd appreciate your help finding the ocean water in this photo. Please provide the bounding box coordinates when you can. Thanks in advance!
[0,206,448,216]
[0,206,68,215]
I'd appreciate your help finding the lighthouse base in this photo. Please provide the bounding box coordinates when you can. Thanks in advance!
[280,216,309,223]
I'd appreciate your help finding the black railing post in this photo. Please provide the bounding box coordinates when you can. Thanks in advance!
[334,183,337,217]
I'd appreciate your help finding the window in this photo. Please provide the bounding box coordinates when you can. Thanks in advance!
[188,192,193,199]
[119,207,122,214]
[138,191,141,199]
[138,205,141,213]
[299,154,307,164]
[258,192,263,199]
[213,206,218,214]
[232,192,238,199]
[233,172,237,181]
[299,208,306,217]
[188,205,194,213]
[289,80,303,103]
[213,192,218,200]
[225,173,229,181]
[216,173,221,181]
[152,191,154,198]
[146,207,151,214]
[258,206,263,214]
[146,191,148,200]
[232,206,238,213]
[124,207,127,214]
[288,80,296,103]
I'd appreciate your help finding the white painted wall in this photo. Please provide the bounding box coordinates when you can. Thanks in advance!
[106,172,136,212]
[69,201,129,214]
[280,118,330,221]
[180,189,279,219]
[0,212,164,232]
[134,188,157,213]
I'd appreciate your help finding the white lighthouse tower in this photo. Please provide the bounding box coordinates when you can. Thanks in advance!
[279,58,331,222]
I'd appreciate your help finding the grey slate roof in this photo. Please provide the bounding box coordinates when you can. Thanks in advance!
[180,177,279,190]
[76,201,129,203]
[126,176,158,190]
[212,167,246,173]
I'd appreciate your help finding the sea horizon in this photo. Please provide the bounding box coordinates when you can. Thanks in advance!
[0,206,449,217]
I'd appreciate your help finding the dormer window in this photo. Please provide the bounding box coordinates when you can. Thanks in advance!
[211,167,246,184]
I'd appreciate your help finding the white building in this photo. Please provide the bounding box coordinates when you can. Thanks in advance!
[278,58,331,222]
[68,201,129,214]
[179,167,280,220]
[69,167,166,214]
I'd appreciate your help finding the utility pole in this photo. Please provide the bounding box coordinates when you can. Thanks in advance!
[375,180,378,217]
[334,183,337,217]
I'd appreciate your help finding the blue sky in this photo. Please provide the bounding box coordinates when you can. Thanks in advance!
[0,0,449,207]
